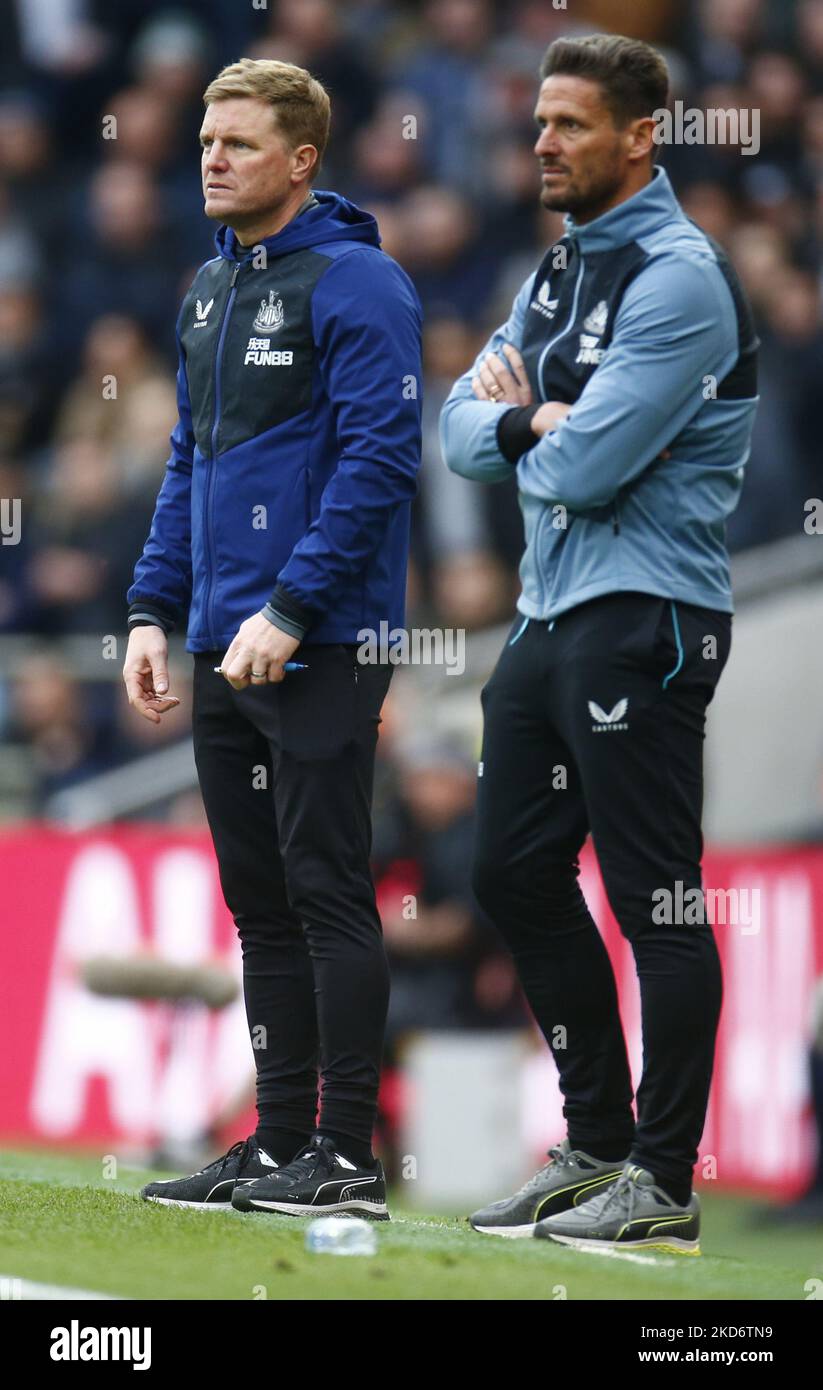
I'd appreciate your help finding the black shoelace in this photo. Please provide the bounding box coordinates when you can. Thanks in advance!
[199,1137,253,1177]
[274,1140,337,1184]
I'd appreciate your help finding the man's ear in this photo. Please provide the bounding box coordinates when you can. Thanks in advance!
[292,143,319,183]
[627,115,657,164]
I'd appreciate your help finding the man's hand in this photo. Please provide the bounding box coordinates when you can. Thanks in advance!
[530,401,573,436]
[220,612,300,689]
[123,626,181,725]
[472,343,532,405]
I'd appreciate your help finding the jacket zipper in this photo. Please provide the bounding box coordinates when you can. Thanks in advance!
[612,495,621,535]
[204,260,242,648]
[535,248,586,397]
[533,246,586,612]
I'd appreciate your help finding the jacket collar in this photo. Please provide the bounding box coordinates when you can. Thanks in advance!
[563,165,679,252]
[214,189,380,263]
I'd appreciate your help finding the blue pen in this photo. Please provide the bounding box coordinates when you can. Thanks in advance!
[213,662,308,674]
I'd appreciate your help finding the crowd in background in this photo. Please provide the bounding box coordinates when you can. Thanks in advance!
[1,0,822,1033]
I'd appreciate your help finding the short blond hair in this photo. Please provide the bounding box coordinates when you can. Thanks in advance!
[203,58,330,176]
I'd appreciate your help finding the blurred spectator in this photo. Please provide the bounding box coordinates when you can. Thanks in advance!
[417,316,491,568]
[347,94,424,204]
[679,181,738,243]
[798,0,823,86]
[6,654,119,807]
[54,314,177,495]
[58,161,188,352]
[24,438,156,635]
[0,95,67,265]
[256,0,380,162]
[432,549,515,630]
[0,282,63,453]
[390,0,494,193]
[129,11,213,113]
[690,0,767,86]
[374,732,522,1053]
[396,184,501,323]
[1,0,822,836]
[0,459,31,629]
[3,648,194,813]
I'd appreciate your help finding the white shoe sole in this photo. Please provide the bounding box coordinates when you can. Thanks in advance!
[142,1195,234,1210]
[470,1222,536,1239]
[240,1198,390,1219]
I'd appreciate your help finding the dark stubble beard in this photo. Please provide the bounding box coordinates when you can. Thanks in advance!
[539,162,625,221]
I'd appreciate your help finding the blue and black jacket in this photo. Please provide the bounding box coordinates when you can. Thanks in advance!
[440,166,759,619]
[127,190,422,649]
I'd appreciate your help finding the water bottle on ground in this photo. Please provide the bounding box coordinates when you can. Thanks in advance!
[305,1216,378,1256]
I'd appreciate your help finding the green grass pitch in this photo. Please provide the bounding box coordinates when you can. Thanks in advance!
[1,1148,820,1301]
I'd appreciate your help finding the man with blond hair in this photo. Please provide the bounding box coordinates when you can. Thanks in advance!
[124,59,422,1219]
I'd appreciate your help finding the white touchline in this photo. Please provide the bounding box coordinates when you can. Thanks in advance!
[0,1274,123,1300]
[546,1247,677,1267]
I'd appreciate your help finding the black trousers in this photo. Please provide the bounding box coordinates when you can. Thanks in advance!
[473,593,732,1193]
[191,645,393,1149]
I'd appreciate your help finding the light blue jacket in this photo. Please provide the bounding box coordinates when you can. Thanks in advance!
[439,167,759,618]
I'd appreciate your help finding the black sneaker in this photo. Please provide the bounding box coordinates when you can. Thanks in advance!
[231,1134,389,1220]
[469,1138,629,1238]
[141,1136,278,1209]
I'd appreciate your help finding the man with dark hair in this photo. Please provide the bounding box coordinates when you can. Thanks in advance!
[123,59,422,1219]
[540,33,670,132]
[441,34,758,1254]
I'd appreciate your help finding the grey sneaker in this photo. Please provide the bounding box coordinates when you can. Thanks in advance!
[468,1139,629,1238]
[533,1162,701,1256]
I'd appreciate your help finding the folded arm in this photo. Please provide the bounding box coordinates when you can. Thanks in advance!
[439,272,537,483]
[515,253,739,511]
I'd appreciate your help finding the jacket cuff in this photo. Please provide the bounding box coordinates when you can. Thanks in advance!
[262,583,317,641]
[496,405,541,463]
[127,600,177,635]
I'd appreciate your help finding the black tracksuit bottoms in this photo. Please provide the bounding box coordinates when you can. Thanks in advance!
[473,592,732,1198]
[192,645,393,1155]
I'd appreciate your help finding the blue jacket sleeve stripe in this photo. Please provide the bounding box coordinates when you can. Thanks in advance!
[274,249,422,616]
[126,324,194,621]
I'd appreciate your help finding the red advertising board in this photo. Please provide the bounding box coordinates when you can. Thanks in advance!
[1,826,821,1196]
